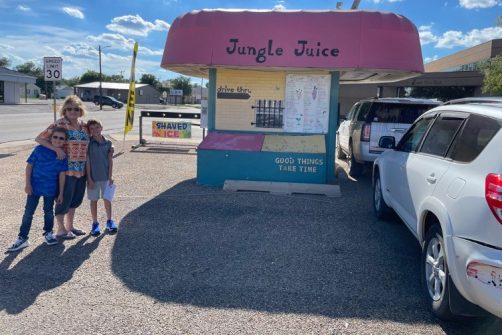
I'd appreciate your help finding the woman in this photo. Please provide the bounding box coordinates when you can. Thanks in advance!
[36,95,90,239]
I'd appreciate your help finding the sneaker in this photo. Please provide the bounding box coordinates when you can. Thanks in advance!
[43,231,58,246]
[71,227,86,236]
[7,237,29,252]
[90,222,101,236]
[106,220,118,233]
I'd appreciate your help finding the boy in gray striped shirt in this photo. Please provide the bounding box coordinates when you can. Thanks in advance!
[86,119,117,235]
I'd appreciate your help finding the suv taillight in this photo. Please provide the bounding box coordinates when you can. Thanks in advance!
[485,173,502,224]
[361,123,371,142]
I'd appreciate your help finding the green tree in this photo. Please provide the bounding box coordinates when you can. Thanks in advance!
[480,54,502,95]
[79,70,101,84]
[108,74,127,83]
[0,57,10,67]
[140,73,162,91]
[63,76,80,88]
[171,76,192,103]
[408,86,475,102]
[15,61,49,95]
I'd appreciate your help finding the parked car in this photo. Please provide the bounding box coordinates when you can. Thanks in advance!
[337,97,440,176]
[93,95,123,109]
[372,97,502,319]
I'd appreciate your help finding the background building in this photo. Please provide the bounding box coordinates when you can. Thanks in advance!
[0,67,36,104]
[19,83,41,99]
[74,82,160,104]
[337,39,501,117]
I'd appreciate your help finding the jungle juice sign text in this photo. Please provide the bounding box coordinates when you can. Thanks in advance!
[225,38,340,64]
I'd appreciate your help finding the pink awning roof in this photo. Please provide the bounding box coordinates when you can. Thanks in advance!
[161,10,424,82]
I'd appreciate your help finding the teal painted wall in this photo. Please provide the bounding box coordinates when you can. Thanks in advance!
[197,150,326,187]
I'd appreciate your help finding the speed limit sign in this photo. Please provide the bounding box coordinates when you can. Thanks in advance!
[43,57,63,81]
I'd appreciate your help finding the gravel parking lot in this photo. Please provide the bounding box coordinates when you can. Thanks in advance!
[0,140,500,334]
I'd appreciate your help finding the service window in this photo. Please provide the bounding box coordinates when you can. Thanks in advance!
[448,114,501,162]
[420,115,465,157]
[396,116,435,152]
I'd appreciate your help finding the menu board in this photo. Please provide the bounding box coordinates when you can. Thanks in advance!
[284,74,331,133]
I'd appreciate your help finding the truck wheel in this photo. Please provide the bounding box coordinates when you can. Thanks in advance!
[347,143,363,177]
[336,136,346,159]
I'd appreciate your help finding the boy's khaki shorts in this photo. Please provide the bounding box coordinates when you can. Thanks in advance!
[87,181,108,201]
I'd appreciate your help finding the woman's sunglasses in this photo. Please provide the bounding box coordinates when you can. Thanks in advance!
[65,107,81,112]
[52,135,66,141]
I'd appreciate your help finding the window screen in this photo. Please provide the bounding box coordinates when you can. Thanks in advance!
[420,116,464,157]
[448,114,501,162]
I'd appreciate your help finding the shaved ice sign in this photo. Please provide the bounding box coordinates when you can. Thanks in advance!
[152,121,191,138]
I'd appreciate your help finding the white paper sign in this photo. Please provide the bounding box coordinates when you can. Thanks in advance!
[284,75,330,133]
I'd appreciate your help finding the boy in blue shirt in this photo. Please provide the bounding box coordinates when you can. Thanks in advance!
[7,127,69,252]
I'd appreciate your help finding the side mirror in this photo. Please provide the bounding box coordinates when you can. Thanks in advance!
[379,136,395,149]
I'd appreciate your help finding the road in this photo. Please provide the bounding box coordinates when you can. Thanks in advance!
[0,101,202,144]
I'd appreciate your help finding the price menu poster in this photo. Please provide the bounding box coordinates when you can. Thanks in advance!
[284,75,331,133]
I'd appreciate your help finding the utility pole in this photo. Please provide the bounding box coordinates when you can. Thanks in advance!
[99,45,103,110]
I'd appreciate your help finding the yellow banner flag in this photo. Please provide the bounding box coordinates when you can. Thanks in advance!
[124,41,139,135]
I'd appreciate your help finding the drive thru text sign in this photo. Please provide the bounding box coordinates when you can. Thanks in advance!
[43,57,63,81]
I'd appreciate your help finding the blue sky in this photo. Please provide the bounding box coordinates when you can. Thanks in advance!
[0,0,501,82]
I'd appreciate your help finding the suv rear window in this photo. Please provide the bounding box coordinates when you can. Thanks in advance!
[448,114,501,162]
[368,103,437,124]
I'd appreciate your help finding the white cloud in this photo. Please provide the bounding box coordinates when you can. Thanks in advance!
[87,33,135,51]
[419,25,438,45]
[0,43,14,50]
[424,55,439,63]
[17,5,30,11]
[140,46,164,56]
[64,43,99,57]
[459,0,500,9]
[435,26,502,48]
[273,1,286,10]
[106,15,170,37]
[62,7,84,19]
[418,24,502,48]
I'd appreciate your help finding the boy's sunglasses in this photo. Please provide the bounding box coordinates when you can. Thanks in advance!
[52,135,66,140]
[65,107,81,112]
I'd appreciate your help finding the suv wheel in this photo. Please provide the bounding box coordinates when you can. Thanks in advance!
[112,103,118,108]
[422,224,456,320]
[336,136,346,159]
[347,143,363,177]
[373,172,390,219]
[94,101,99,106]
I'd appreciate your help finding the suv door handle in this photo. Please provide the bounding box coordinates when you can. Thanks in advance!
[390,128,406,132]
[426,174,437,184]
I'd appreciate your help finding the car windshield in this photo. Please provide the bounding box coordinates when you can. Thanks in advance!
[368,103,438,123]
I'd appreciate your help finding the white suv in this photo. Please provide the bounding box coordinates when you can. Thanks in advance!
[337,98,439,176]
[372,98,502,319]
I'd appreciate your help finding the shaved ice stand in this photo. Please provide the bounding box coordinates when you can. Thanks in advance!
[161,10,423,187]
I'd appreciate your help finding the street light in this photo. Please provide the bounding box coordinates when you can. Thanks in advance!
[98,45,111,110]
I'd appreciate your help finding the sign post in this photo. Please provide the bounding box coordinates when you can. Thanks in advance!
[44,57,63,123]
[170,89,183,106]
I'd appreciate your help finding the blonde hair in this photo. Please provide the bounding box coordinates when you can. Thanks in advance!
[59,95,86,117]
